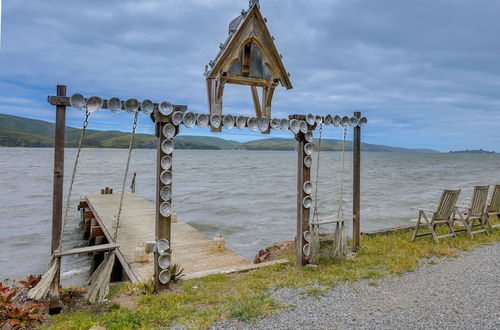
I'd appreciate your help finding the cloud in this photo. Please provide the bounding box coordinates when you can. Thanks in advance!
[0,0,499,151]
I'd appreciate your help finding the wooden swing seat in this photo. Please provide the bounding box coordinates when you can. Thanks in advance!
[55,243,119,257]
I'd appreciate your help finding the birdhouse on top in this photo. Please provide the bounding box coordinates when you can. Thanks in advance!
[205,0,293,132]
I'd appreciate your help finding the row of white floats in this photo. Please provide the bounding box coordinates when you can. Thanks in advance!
[69,93,170,115]
[68,94,368,132]
[161,111,367,133]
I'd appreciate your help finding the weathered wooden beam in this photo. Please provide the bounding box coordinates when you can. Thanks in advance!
[262,86,275,119]
[208,79,223,133]
[84,210,94,219]
[48,96,187,112]
[295,131,310,267]
[250,86,262,117]
[226,75,278,87]
[50,85,66,312]
[131,172,137,193]
[51,85,66,254]
[154,122,175,290]
[78,201,88,210]
[90,226,104,238]
[352,111,361,251]
[55,244,118,257]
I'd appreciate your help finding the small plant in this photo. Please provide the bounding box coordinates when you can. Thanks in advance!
[0,282,10,292]
[19,274,42,290]
[0,301,45,328]
[0,288,17,304]
[0,282,46,329]
[140,281,155,295]
[168,264,185,285]
[59,284,85,303]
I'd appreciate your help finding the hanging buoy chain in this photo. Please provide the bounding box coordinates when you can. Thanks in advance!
[311,123,323,225]
[336,127,348,221]
[113,112,139,242]
[60,110,90,252]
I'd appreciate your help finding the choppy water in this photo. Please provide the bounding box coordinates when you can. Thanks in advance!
[1,148,499,284]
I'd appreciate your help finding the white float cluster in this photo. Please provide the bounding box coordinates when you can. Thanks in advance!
[164,111,367,132]
[69,93,161,115]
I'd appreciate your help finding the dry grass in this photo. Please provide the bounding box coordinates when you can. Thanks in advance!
[46,216,500,329]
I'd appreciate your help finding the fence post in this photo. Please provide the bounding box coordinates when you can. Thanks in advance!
[352,111,361,251]
[50,84,66,311]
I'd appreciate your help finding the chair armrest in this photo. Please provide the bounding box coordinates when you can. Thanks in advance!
[411,207,435,213]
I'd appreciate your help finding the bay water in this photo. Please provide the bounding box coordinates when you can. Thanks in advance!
[1,148,499,284]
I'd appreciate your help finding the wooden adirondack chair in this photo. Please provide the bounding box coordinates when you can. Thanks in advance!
[485,184,500,231]
[412,189,461,242]
[453,185,489,237]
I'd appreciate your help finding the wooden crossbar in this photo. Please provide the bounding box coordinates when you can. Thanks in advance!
[312,219,345,226]
[55,243,118,257]
[48,96,187,113]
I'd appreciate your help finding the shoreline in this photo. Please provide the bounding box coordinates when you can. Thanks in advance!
[40,217,500,329]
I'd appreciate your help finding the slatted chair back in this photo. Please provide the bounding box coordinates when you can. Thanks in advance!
[435,189,461,221]
[489,184,500,213]
[469,185,489,217]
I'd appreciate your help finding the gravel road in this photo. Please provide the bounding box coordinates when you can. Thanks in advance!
[212,242,500,330]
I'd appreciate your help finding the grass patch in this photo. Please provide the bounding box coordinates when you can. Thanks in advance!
[301,286,329,298]
[46,217,500,329]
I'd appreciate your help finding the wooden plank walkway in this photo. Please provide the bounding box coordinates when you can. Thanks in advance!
[84,193,284,283]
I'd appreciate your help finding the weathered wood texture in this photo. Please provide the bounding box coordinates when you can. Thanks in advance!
[50,85,66,310]
[51,85,66,254]
[206,3,291,121]
[295,131,310,267]
[352,111,361,251]
[55,244,118,257]
[154,121,172,290]
[84,193,253,283]
[48,96,187,113]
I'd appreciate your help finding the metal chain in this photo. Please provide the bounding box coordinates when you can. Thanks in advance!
[59,111,90,252]
[113,112,139,242]
[311,123,323,226]
[336,127,348,221]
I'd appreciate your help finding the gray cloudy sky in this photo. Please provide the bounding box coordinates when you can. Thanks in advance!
[0,0,499,151]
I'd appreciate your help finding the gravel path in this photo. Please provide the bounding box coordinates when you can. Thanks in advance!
[212,243,500,330]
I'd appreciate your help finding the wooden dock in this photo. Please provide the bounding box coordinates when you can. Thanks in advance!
[79,192,286,283]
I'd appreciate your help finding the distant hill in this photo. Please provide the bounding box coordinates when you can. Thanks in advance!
[450,149,495,154]
[0,113,439,152]
[238,137,439,153]
[0,113,235,149]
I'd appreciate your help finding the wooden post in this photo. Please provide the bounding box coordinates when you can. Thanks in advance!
[131,172,137,193]
[294,131,311,267]
[352,111,361,251]
[154,120,174,290]
[50,84,66,311]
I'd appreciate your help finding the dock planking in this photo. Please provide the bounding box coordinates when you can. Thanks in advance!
[84,193,280,283]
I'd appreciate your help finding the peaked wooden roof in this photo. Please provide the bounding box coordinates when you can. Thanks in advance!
[205,2,293,90]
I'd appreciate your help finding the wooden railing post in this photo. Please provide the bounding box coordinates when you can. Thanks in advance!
[50,84,66,311]
[131,172,137,193]
[154,119,177,291]
[352,111,361,251]
[295,131,309,266]
[292,115,314,267]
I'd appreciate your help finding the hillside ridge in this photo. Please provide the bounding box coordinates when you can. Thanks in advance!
[0,113,439,152]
